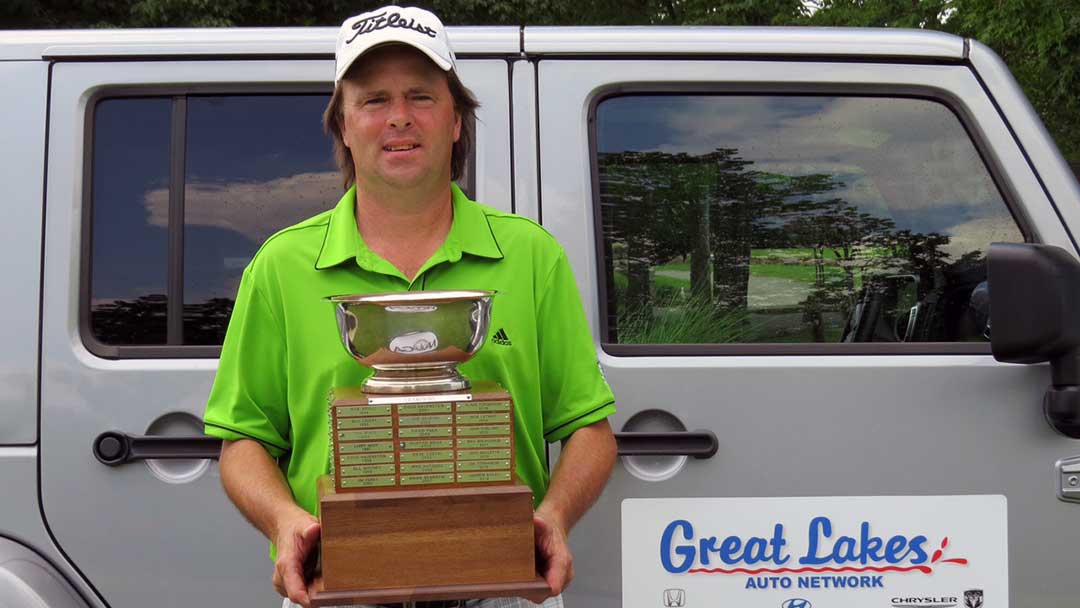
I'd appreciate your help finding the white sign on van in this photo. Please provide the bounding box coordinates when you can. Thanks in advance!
[622,496,1007,608]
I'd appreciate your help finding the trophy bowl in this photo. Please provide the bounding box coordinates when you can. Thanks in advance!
[328,290,494,394]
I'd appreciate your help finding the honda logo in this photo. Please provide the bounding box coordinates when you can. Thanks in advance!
[662,588,686,607]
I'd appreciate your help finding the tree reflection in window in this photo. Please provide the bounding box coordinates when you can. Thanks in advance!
[597,95,1021,345]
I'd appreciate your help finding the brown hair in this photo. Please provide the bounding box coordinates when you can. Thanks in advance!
[323,54,480,190]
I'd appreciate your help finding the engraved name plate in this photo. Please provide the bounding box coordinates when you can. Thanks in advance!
[337,416,393,429]
[401,462,455,474]
[457,425,511,437]
[399,414,454,426]
[456,413,511,425]
[341,464,396,477]
[457,471,512,483]
[400,450,454,462]
[455,401,510,413]
[400,439,454,450]
[399,427,453,438]
[340,475,396,488]
[339,429,394,441]
[457,437,511,449]
[336,405,392,417]
[457,449,511,461]
[401,473,456,486]
[397,403,452,415]
[339,441,394,454]
[340,453,395,466]
[457,460,511,472]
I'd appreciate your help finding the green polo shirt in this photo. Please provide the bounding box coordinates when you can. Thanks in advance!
[204,183,615,555]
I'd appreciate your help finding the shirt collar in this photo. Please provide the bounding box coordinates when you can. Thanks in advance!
[314,183,503,271]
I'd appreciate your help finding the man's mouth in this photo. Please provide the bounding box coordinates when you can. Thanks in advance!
[384,144,421,152]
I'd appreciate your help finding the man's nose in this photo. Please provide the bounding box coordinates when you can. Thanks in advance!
[388,98,413,129]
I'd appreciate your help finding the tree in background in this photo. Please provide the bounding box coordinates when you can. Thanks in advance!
[805,0,1080,174]
[0,0,658,28]
[3,0,1076,164]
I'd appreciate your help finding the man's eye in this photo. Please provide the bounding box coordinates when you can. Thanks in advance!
[364,97,387,106]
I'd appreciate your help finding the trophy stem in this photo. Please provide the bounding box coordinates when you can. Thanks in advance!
[361,363,470,394]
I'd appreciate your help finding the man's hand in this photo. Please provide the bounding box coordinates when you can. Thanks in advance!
[528,510,574,604]
[272,513,321,608]
[520,420,616,603]
[219,440,325,606]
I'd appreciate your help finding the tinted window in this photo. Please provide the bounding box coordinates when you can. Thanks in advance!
[89,94,338,350]
[183,95,339,345]
[90,98,171,345]
[597,95,1023,346]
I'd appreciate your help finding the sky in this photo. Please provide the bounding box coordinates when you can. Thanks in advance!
[596,94,1021,260]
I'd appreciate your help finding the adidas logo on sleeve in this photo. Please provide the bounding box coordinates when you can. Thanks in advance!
[491,328,512,346]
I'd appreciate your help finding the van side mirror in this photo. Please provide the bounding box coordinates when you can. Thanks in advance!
[989,242,1080,438]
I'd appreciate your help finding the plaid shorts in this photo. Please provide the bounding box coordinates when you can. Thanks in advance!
[282,595,564,608]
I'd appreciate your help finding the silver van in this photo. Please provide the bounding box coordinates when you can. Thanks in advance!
[3,25,1079,607]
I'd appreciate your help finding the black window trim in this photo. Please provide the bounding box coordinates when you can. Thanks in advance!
[587,81,1035,357]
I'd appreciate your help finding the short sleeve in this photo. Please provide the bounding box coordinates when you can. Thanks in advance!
[203,268,291,458]
[537,251,616,443]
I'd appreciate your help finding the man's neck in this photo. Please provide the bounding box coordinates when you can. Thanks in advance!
[353,181,455,281]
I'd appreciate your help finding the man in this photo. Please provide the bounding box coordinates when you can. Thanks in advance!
[202,6,618,608]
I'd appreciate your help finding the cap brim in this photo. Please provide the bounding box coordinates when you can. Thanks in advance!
[337,40,453,83]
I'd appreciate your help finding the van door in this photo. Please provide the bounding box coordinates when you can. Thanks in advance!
[535,56,1079,606]
[41,56,511,608]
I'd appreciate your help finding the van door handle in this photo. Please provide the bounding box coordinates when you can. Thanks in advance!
[95,431,718,463]
[93,431,221,465]
[614,431,718,459]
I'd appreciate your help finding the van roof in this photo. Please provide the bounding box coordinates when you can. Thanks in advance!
[0,26,964,62]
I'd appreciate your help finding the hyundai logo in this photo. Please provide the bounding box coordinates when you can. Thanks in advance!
[782,600,812,608]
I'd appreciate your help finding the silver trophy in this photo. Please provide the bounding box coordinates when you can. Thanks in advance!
[328,290,495,393]
[313,289,546,605]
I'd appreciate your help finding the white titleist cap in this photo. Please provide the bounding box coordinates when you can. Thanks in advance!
[335,5,456,83]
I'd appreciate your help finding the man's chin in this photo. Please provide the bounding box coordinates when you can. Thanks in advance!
[363,172,448,194]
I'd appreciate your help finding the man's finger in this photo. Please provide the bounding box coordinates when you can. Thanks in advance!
[533,513,551,536]
[283,559,310,606]
[524,591,551,605]
[546,548,574,595]
[545,562,565,594]
[273,571,286,598]
[300,521,321,549]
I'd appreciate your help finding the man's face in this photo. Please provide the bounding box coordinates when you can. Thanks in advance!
[339,45,462,193]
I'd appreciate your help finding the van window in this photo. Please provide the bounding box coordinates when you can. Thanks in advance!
[596,95,1023,347]
[90,98,172,345]
[89,94,338,351]
[182,95,339,345]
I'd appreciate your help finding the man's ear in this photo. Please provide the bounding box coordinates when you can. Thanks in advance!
[453,111,462,143]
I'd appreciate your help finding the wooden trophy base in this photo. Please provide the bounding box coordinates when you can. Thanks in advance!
[311,476,550,607]
[309,577,551,606]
